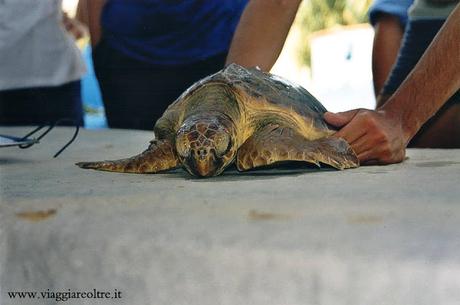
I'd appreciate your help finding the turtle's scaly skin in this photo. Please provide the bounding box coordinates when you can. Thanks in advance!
[77,64,359,177]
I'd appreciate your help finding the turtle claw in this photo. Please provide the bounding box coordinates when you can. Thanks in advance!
[76,161,108,170]
[76,159,136,172]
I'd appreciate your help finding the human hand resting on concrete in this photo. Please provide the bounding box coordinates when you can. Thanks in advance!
[324,109,408,165]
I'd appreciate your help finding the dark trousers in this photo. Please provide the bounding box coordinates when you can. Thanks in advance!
[92,39,227,130]
[0,81,83,126]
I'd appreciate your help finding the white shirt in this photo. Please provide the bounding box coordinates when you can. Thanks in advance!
[0,0,86,91]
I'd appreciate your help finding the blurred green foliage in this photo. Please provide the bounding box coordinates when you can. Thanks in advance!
[295,0,372,66]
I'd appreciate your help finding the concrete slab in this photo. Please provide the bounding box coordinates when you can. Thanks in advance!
[1,126,460,305]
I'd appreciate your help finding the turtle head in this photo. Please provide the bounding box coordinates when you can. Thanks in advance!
[175,114,237,177]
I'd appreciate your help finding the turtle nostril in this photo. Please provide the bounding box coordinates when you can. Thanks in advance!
[197,148,208,159]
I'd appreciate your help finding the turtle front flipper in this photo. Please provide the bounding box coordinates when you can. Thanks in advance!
[76,139,180,173]
[236,124,359,171]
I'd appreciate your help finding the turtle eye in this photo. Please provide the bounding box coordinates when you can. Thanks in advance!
[214,132,231,157]
[175,134,191,158]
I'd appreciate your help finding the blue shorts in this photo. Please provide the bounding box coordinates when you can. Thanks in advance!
[368,0,413,28]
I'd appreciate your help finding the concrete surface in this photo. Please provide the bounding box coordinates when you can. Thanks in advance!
[1,126,460,305]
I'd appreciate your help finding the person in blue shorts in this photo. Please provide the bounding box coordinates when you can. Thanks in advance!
[78,0,248,130]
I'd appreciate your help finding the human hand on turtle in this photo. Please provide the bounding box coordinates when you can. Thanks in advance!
[324,109,410,165]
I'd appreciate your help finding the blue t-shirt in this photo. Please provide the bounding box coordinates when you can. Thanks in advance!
[369,0,414,28]
[101,0,248,65]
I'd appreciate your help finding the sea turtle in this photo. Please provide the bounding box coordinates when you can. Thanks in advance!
[76,64,359,177]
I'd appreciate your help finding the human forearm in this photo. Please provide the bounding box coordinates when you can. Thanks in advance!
[381,4,460,143]
[225,0,301,71]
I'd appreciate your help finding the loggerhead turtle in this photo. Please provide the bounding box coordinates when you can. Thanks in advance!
[77,64,359,177]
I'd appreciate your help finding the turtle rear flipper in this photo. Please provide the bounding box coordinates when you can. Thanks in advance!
[76,139,180,173]
[236,124,359,171]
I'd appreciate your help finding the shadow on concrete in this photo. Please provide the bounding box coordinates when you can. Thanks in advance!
[160,162,337,182]
[415,161,460,168]
[0,157,37,166]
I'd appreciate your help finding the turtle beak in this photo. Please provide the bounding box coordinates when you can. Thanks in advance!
[195,160,214,177]
[186,148,223,177]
